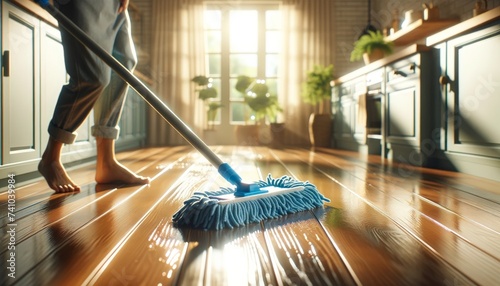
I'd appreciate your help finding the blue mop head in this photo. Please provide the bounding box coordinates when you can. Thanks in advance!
[172,175,330,230]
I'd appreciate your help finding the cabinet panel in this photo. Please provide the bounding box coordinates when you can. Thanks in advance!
[340,97,355,135]
[2,3,40,163]
[447,24,500,158]
[387,88,416,138]
[457,34,500,145]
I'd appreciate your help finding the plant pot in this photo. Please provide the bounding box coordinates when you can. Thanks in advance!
[270,123,285,148]
[203,129,217,145]
[235,125,260,146]
[308,113,332,148]
[363,48,385,65]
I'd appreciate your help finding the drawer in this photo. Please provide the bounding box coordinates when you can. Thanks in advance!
[386,55,420,83]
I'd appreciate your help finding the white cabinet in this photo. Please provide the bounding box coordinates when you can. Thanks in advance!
[1,2,95,180]
[2,2,40,164]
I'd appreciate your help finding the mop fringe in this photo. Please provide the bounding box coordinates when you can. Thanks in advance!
[172,175,330,230]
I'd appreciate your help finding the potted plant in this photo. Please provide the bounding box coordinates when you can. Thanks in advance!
[301,64,334,148]
[350,30,394,65]
[192,75,221,130]
[235,75,283,145]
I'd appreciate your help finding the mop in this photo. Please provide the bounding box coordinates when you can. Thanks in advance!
[35,0,330,230]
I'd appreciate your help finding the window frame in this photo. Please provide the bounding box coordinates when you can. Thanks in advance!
[204,3,280,126]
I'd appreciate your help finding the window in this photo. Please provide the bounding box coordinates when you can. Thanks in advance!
[204,4,280,125]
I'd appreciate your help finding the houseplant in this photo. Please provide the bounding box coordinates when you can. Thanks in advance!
[235,75,282,124]
[192,75,221,130]
[350,30,394,65]
[235,75,283,145]
[301,64,334,148]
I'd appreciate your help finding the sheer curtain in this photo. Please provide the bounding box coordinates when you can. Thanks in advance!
[279,0,336,146]
[148,0,206,146]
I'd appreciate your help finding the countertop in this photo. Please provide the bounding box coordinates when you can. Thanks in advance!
[332,44,431,85]
[8,0,58,26]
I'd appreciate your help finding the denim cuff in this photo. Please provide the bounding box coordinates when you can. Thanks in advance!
[91,125,120,140]
[48,122,77,144]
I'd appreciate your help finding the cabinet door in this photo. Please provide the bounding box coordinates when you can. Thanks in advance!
[386,87,417,141]
[2,3,40,164]
[447,24,500,158]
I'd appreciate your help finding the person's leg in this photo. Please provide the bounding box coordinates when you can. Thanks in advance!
[92,10,149,185]
[39,0,123,192]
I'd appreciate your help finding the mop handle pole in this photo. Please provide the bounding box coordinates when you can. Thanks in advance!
[37,2,228,172]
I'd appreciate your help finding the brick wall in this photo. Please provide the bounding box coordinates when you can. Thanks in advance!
[333,0,369,77]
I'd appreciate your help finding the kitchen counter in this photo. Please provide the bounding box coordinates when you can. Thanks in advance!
[427,6,500,46]
[332,44,432,85]
[8,0,58,26]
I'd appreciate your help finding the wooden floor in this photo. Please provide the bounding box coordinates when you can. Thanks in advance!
[1,146,500,286]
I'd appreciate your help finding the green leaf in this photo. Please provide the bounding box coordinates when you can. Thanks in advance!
[301,64,334,106]
[198,87,218,101]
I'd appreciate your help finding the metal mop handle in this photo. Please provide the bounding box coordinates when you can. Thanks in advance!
[35,0,243,186]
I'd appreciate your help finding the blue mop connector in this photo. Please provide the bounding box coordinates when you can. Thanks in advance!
[35,0,50,8]
[218,163,268,197]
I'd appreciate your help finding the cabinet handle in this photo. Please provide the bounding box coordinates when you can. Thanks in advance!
[3,50,10,77]
[393,70,407,77]
[439,75,450,85]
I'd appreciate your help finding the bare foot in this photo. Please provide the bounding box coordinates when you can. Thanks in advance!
[95,159,150,185]
[39,137,81,193]
[94,137,150,185]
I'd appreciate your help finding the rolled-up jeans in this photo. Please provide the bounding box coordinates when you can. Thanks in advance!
[48,0,137,144]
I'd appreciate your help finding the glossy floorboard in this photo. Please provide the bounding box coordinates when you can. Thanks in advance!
[1,146,499,285]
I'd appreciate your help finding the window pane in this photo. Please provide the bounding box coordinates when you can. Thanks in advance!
[204,10,221,29]
[210,78,221,100]
[266,10,280,30]
[207,54,221,76]
[230,78,244,100]
[266,54,278,77]
[207,104,221,123]
[265,78,278,96]
[231,102,246,122]
[230,11,257,52]
[266,31,280,53]
[206,31,221,53]
[230,54,257,77]
[231,102,254,123]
